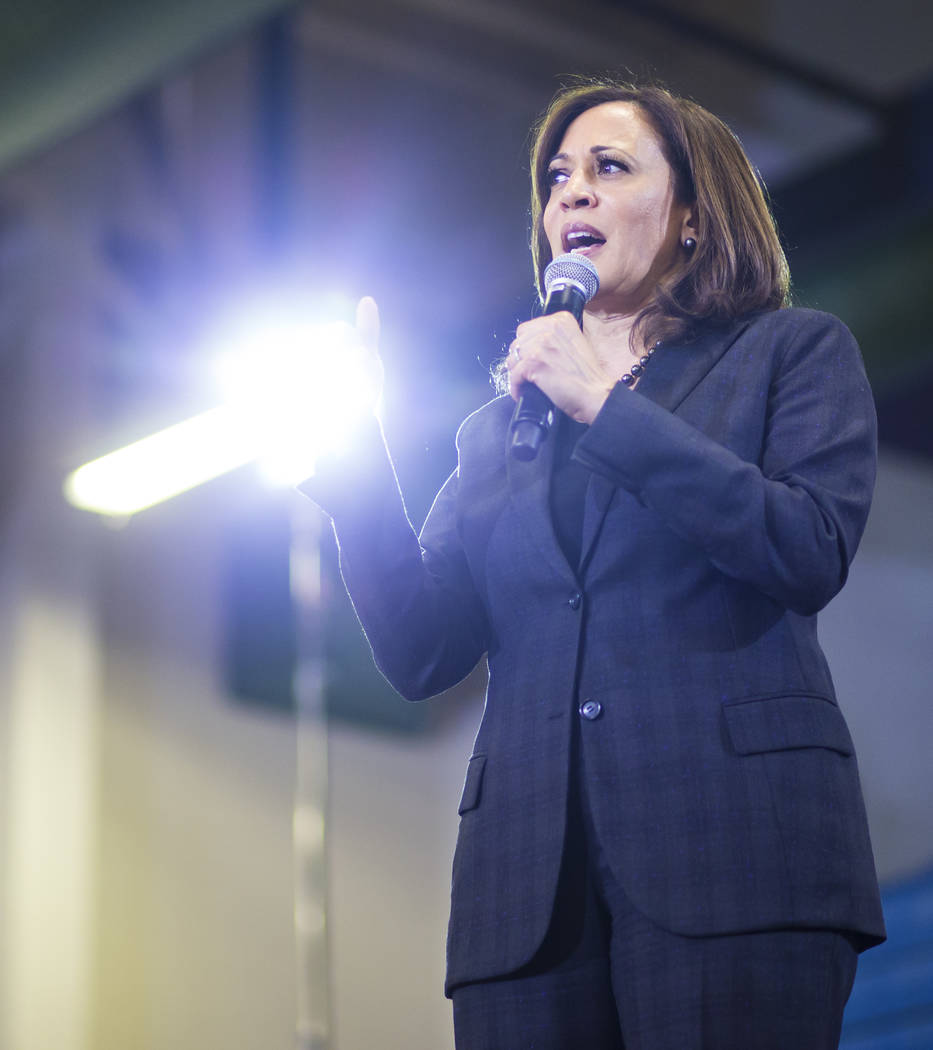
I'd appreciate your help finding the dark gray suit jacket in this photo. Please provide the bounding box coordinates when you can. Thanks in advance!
[303,307,886,996]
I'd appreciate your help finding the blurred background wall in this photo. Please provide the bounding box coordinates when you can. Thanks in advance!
[0,2,931,1048]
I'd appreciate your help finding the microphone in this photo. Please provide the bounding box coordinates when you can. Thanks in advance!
[509,252,600,461]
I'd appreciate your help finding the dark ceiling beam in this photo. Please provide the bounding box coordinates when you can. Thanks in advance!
[773,76,933,252]
[609,0,887,116]
[0,0,299,174]
[256,10,297,259]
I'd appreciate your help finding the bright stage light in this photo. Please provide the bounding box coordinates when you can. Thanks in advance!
[210,316,380,486]
[64,305,381,517]
[63,407,257,516]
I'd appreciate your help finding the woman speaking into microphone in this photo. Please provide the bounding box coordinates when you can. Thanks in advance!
[301,78,885,1049]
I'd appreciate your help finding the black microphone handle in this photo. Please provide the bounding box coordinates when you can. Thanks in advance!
[509,283,587,461]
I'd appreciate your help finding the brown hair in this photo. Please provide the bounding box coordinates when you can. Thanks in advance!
[529,78,791,349]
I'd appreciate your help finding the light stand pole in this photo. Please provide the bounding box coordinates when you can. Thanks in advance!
[290,496,332,1050]
[255,12,333,1047]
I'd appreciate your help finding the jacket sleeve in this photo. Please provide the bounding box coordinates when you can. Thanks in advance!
[573,312,877,615]
[298,416,488,700]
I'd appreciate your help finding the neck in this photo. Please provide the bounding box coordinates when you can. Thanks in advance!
[581,307,647,374]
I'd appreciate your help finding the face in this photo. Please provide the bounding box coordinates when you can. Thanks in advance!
[542,101,693,313]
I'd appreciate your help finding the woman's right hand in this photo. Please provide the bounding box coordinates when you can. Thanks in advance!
[354,295,385,417]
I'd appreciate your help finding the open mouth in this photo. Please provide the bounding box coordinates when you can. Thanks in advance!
[562,225,606,253]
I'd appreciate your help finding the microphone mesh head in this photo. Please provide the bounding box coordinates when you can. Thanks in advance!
[543,252,599,302]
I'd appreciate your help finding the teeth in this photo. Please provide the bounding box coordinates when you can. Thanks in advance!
[566,230,603,248]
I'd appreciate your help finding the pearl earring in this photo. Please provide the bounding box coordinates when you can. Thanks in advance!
[683,237,697,251]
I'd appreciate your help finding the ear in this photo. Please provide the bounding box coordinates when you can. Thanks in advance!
[679,204,699,246]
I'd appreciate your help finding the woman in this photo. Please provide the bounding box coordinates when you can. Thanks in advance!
[302,80,886,1049]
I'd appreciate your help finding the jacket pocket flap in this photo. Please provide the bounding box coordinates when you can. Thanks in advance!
[723,695,854,757]
[458,754,487,814]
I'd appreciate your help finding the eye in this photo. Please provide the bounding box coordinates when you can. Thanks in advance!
[597,155,628,175]
[545,166,567,188]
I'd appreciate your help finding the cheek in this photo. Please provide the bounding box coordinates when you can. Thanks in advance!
[628,201,676,256]
[630,197,664,230]
[542,201,561,247]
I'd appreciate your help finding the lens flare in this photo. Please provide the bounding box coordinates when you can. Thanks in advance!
[64,306,381,516]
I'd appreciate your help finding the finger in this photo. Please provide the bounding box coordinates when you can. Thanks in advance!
[355,296,380,352]
[507,361,535,401]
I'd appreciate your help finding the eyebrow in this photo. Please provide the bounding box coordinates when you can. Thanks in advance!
[547,146,627,164]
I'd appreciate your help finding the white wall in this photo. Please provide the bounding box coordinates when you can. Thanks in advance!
[820,449,933,883]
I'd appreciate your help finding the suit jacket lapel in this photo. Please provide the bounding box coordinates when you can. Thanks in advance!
[578,318,753,573]
[505,317,754,583]
[578,469,615,577]
[636,317,752,413]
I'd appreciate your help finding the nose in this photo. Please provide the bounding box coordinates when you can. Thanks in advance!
[559,168,596,209]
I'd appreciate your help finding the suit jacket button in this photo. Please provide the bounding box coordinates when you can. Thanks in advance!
[579,699,602,721]
[568,592,582,610]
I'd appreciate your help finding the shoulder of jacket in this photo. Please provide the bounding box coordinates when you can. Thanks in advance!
[455,394,513,452]
[740,306,856,344]
[729,308,869,396]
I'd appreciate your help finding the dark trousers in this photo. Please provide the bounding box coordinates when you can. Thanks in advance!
[451,735,859,1050]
